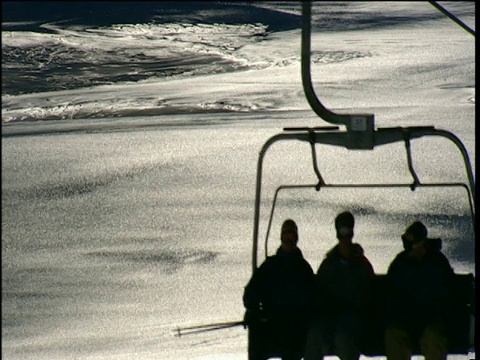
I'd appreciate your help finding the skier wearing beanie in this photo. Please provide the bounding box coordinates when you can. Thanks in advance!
[243,219,315,360]
[305,211,375,360]
[384,221,454,360]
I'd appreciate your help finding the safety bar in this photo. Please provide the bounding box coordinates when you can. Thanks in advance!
[263,182,474,258]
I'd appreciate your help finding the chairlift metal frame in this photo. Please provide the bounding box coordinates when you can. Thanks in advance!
[245,1,475,356]
[251,0,476,271]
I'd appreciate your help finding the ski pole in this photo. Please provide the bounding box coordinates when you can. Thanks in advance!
[175,320,245,337]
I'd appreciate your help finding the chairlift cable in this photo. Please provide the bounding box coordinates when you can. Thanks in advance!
[175,321,245,337]
[428,1,475,36]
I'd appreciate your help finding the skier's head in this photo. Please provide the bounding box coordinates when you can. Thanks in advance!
[335,211,354,241]
[402,221,427,251]
[281,219,298,252]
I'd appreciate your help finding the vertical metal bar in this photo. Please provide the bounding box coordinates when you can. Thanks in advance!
[308,129,326,189]
[432,129,476,214]
[252,134,283,272]
[403,130,421,190]
[301,0,351,126]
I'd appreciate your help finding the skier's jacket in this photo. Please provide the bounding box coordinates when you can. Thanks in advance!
[314,243,375,315]
[385,238,455,333]
[243,246,316,322]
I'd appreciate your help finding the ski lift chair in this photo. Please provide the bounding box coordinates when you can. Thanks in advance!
[247,1,475,358]
[250,128,476,358]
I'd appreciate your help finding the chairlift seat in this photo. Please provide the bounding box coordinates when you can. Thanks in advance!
[249,273,475,359]
[361,272,475,356]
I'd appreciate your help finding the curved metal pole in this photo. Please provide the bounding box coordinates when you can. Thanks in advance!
[403,132,421,190]
[262,182,474,264]
[308,129,325,189]
[252,133,305,271]
[252,134,277,271]
[301,1,350,126]
[413,128,475,201]
[301,0,375,141]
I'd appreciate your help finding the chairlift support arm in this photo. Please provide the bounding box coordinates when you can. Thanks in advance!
[301,0,375,144]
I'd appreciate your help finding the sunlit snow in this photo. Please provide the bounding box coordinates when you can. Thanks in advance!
[2,2,475,360]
